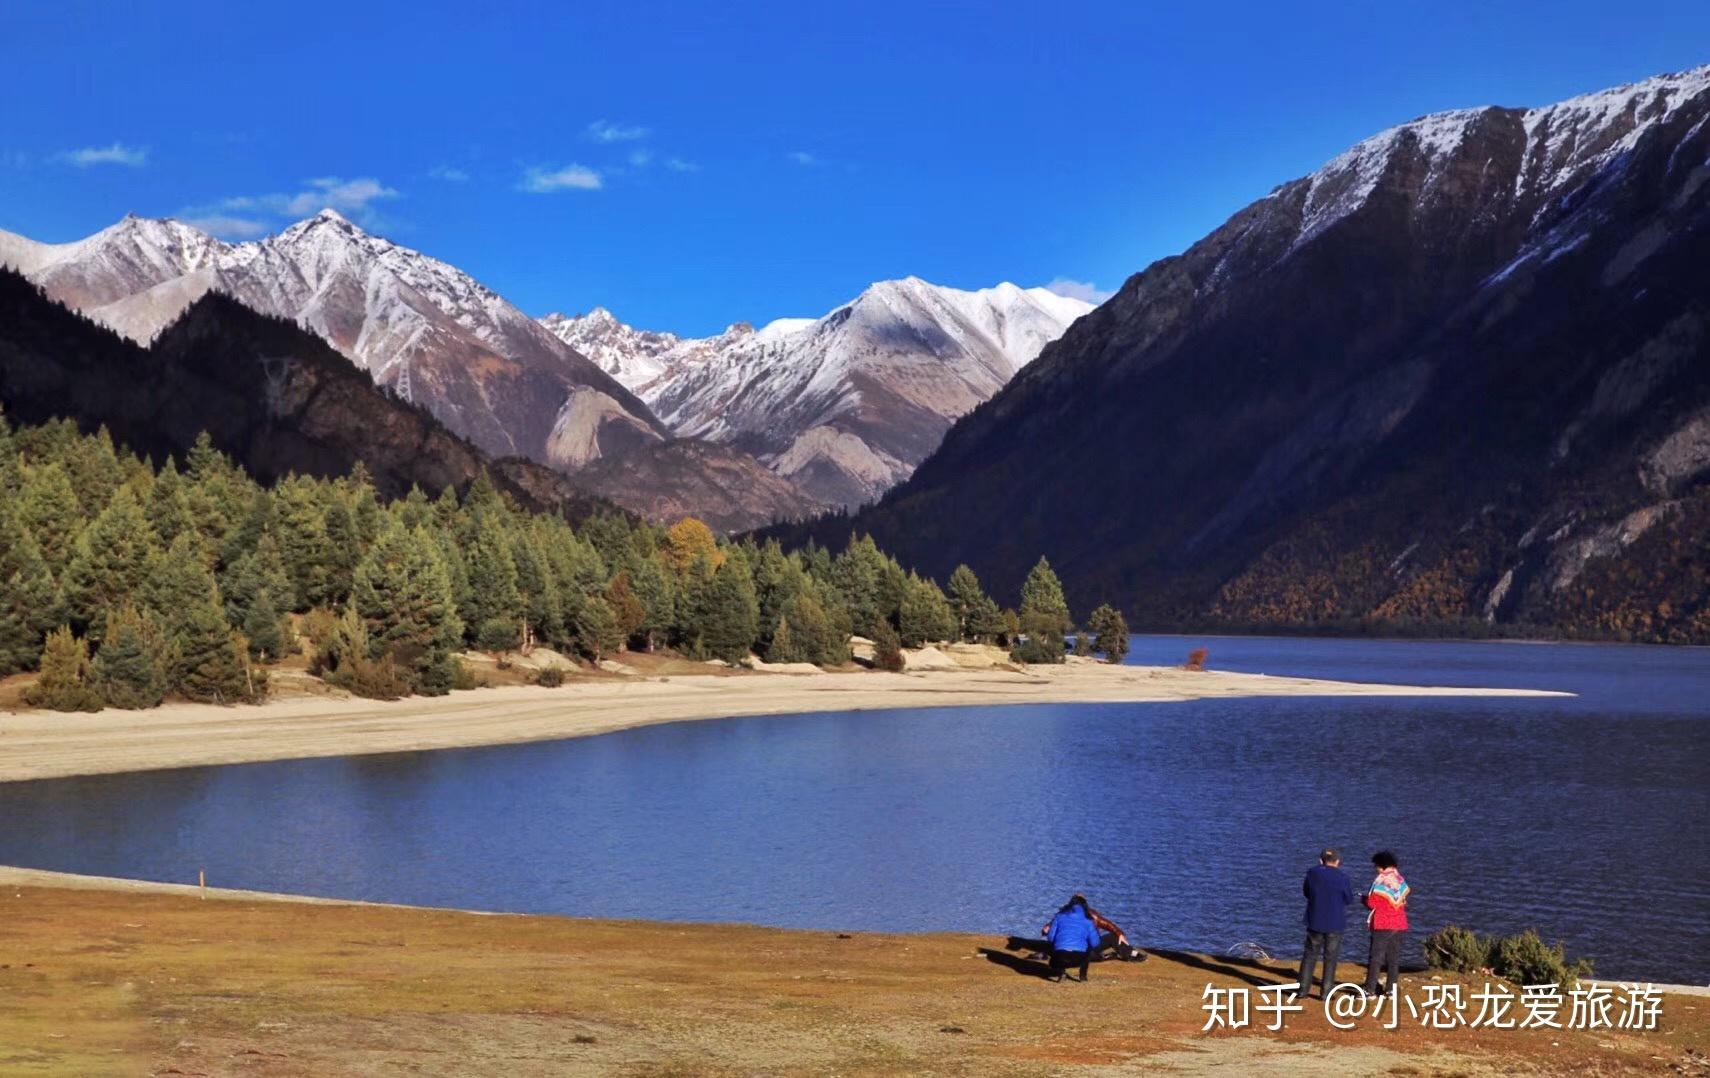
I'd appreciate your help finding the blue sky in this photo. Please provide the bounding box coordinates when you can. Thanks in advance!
[3,1,1708,335]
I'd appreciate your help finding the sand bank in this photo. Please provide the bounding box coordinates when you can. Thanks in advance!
[0,659,1568,783]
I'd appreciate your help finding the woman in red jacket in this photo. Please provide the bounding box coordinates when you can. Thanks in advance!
[1361,850,1410,996]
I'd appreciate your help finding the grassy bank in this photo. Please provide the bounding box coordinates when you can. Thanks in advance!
[0,877,1702,1075]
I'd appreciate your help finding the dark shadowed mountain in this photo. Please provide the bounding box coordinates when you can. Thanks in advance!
[0,268,619,519]
[774,67,1710,643]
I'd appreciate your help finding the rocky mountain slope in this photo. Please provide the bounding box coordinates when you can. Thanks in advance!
[569,439,826,534]
[0,268,618,519]
[0,211,665,471]
[543,279,1092,507]
[779,66,1710,643]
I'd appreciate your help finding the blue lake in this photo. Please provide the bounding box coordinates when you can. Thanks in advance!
[1,635,1706,983]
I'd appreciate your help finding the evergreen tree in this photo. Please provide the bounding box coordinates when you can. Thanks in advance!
[91,604,168,709]
[221,532,295,629]
[142,534,221,639]
[1013,557,1072,664]
[511,528,562,648]
[242,588,287,662]
[146,458,195,546]
[694,548,759,662]
[573,594,622,661]
[27,626,103,711]
[627,556,675,651]
[172,587,257,704]
[321,497,361,606]
[61,487,160,640]
[872,618,905,672]
[768,615,803,663]
[350,526,463,695]
[0,506,65,675]
[751,541,803,653]
[898,573,957,648]
[63,425,124,518]
[775,590,848,665]
[464,519,523,651]
[1087,603,1131,663]
[275,479,333,608]
[947,564,986,642]
[18,462,85,574]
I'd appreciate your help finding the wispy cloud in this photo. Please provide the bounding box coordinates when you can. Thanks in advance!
[1043,277,1114,304]
[59,142,149,168]
[665,157,700,173]
[627,148,654,168]
[787,151,819,166]
[428,165,470,182]
[586,120,649,143]
[519,164,603,193]
[180,176,402,237]
[180,214,270,239]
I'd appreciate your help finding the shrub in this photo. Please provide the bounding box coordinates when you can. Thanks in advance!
[873,620,905,672]
[1425,925,1592,987]
[1423,925,1492,973]
[26,626,103,712]
[329,653,409,700]
[450,658,484,691]
[535,665,565,687]
[1184,647,1209,671]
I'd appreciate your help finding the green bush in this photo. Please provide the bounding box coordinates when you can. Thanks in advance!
[1424,925,1592,986]
[1423,925,1492,973]
[450,658,484,691]
[534,665,565,687]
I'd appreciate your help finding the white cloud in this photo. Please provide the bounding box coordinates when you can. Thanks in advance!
[179,175,402,235]
[628,148,654,168]
[519,164,603,193]
[1043,277,1114,304]
[586,120,649,143]
[429,165,470,182]
[59,143,149,168]
[665,157,700,173]
[787,151,818,166]
[181,214,270,239]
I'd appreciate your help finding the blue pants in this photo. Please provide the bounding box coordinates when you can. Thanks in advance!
[1298,930,1342,997]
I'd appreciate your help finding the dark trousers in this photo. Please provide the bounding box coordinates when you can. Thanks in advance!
[1364,930,1403,994]
[1298,931,1342,997]
[1049,949,1090,981]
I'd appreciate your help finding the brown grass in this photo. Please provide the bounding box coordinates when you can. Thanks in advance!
[0,885,1702,1076]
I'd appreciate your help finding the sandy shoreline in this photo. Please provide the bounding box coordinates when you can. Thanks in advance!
[0,661,1568,783]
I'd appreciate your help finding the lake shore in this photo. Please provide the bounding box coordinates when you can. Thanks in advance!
[0,869,1700,1075]
[0,658,1569,783]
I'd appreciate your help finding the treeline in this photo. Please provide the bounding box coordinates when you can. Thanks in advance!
[0,411,1132,711]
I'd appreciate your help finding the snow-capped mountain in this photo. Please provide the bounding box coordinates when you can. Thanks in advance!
[543,279,1093,506]
[1,210,665,470]
[792,65,1710,641]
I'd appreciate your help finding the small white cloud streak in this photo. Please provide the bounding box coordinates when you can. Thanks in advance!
[429,165,470,182]
[60,143,149,167]
[787,151,818,166]
[586,120,649,143]
[628,149,654,168]
[519,164,603,192]
[181,215,270,239]
[1043,277,1114,304]
[665,157,700,173]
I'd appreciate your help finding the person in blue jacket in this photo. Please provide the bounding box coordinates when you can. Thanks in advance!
[1297,847,1358,999]
[1045,896,1103,982]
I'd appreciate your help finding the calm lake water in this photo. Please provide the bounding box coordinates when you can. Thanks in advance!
[1,636,1706,984]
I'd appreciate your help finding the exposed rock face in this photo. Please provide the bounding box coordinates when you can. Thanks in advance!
[0,269,616,519]
[570,439,826,534]
[544,279,1092,507]
[778,66,1710,643]
[0,211,666,470]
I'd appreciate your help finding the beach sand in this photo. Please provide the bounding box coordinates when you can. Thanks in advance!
[0,656,1568,783]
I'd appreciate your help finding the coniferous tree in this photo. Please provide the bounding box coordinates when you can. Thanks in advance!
[64,425,124,518]
[768,615,803,663]
[1086,603,1131,663]
[627,556,675,651]
[465,520,523,651]
[898,573,957,648]
[18,461,85,574]
[776,590,848,665]
[0,506,65,675]
[173,587,257,704]
[26,626,103,711]
[321,497,361,606]
[1013,557,1072,664]
[694,548,760,662]
[872,618,905,672]
[276,479,334,609]
[143,534,221,639]
[947,564,988,642]
[91,604,168,709]
[350,526,463,695]
[242,588,286,662]
[573,594,623,661]
[146,458,195,546]
[511,528,562,648]
[61,487,160,640]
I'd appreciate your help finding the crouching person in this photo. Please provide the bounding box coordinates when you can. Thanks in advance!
[1045,897,1102,982]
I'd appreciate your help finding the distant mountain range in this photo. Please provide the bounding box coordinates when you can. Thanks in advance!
[543,281,1091,507]
[779,65,1710,643]
[0,267,614,519]
[2,213,1086,528]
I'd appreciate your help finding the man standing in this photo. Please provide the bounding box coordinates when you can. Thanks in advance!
[1298,848,1356,999]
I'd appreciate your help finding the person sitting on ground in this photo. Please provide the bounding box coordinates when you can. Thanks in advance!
[1040,894,1145,962]
[1044,896,1103,982]
[1298,847,1357,1000]
[1362,850,1410,997]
